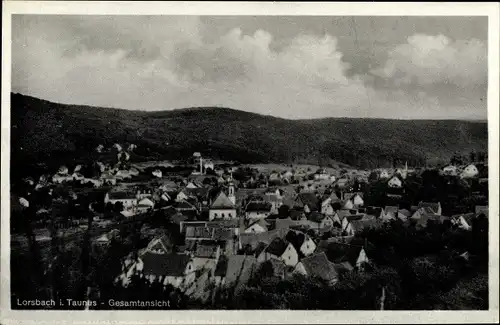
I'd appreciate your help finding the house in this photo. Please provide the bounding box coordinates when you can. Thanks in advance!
[144,235,172,254]
[379,169,391,179]
[413,214,450,229]
[411,207,437,221]
[245,219,269,234]
[135,252,196,290]
[152,169,162,178]
[319,214,335,229]
[418,201,442,215]
[209,191,237,221]
[104,191,137,209]
[387,175,403,188]
[323,242,369,271]
[460,164,479,179]
[239,227,289,251]
[95,234,110,245]
[383,206,399,221]
[285,230,316,257]
[294,192,319,212]
[257,237,299,267]
[213,255,258,288]
[245,202,272,220]
[294,251,338,285]
[137,197,155,213]
[451,213,475,230]
[314,168,330,181]
[442,165,458,176]
[185,226,214,241]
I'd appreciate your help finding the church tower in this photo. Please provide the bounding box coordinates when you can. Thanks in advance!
[228,171,236,205]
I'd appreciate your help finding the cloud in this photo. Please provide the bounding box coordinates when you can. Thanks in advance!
[372,34,487,89]
[11,16,487,120]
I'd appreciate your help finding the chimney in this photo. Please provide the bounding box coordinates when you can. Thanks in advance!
[200,156,203,174]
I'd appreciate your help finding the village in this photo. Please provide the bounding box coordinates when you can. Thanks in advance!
[11,143,489,308]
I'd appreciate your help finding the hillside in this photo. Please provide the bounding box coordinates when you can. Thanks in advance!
[10,93,488,176]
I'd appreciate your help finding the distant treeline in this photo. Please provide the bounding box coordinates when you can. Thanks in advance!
[10,93,488,179]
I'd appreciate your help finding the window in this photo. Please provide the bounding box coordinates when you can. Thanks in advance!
[222,213,225,218]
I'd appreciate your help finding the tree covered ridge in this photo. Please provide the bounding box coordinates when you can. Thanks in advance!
[11,92,487,173]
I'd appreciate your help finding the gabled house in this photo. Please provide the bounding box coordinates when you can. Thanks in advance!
[324,243,369,272]
[320,214,336,229]
[294,251,338,285]
[418,201,442,215]
[137,197,155,213]
[285,230,316,257]
[245,219,269,234]
[245,202,273,220]
[451,213,475,230]
[460,164,479,179]
[135,252,196,289]
[387,175,403,188]
[145,235,172,255]
[257,237,299,267]
[294,192,319,213]
[442,165,458,176]
[104,191,137,209]
[379,169,391,179]
[383,206,399,221]
[209,191,237,221]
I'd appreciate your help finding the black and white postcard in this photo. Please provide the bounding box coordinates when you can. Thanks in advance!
[1,1,499,324]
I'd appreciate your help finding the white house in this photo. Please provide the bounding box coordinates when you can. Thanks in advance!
[294,252,338,285]
[286,230,317,257]
[387,176,403,188]
[135,253,196,290]
[104,191,137,209]
[209,191,237,221]
[442,165,458,176]
[320,214,335,229]
[244,219,269,234]
[379,169,391,179]
[137,197,155,213]
[152,169,163,178]
[461,164,479,179]
[245,202,272,220]
[257,238,299,268]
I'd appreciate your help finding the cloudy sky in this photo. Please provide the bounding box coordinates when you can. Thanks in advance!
[12,15,487,120]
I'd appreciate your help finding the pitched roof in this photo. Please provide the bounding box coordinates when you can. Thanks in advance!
[349,219,379,233]
[301,252,338,282]
[384,206,399,215]
[398,209,412,217]
[267,258,286,278]
[264,237,290,257]
[296,192,319,209]
[140,252,191,277]
[418,201,441,213]
[211,191,235,209]
[285,230,308,250]
[324,243,365,266]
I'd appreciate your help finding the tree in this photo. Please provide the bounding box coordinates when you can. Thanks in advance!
[113,201,124,213]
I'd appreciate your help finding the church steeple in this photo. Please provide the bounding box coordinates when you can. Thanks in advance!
[228,171,235,205]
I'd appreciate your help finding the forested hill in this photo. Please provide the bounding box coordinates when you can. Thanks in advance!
[10,92,487,172]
